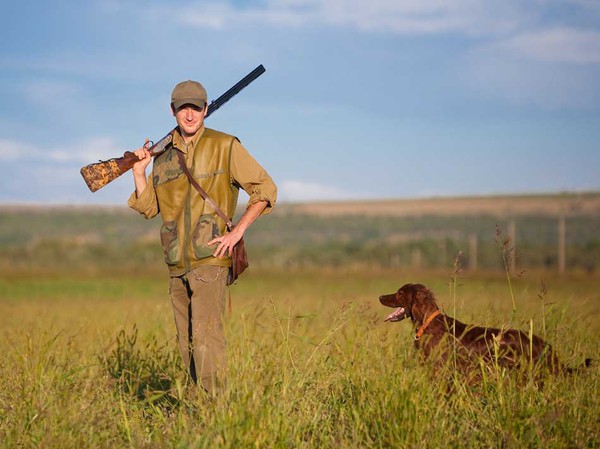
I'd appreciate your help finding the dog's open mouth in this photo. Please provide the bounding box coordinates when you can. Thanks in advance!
[384,307,406,322]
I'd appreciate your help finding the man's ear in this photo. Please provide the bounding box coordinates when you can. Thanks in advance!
[170,103,176,116]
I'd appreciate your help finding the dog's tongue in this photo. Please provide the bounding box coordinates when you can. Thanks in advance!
[384,307,405,322]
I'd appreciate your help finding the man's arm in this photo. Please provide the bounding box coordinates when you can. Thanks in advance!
[131,141,152,197]
[208,200,268,258]
[208,138,276,258]
[127,140,160,219]
[229,140,277,216]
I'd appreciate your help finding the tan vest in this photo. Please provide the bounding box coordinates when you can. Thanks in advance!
[152,128,239,276]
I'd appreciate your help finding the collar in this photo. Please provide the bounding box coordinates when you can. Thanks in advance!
[414,310,442,341]
[172,125,205,154]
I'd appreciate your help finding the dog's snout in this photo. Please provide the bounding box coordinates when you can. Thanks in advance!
[379,292,399,308]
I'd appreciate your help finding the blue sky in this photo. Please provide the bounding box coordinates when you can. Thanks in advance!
[1,0,599,204]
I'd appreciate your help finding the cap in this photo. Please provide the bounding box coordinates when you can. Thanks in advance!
[171,80,208,109]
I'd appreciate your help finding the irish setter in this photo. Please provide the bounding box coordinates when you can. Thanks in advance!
[380,283,590,377]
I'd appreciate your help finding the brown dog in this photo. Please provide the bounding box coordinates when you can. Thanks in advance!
[380,283,590,377]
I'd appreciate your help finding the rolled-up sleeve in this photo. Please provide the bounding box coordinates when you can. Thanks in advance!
[230,140,277,215]
[127,175,160,219]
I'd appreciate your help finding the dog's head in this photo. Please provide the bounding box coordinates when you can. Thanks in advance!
[379,283,438,323]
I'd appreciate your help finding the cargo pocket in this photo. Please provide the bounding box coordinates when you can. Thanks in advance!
[160,221,180,266]
[192,214,220,259]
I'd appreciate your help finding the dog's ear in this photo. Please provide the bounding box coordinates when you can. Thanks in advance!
[409,284,434,321]
[413,284,431,304]
[400,284,418,319]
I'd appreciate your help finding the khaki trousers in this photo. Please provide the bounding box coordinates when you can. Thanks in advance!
[169,265,228,394]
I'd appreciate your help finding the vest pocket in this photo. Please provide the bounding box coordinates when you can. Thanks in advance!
[160,221,180,266]
[192,214,220,259]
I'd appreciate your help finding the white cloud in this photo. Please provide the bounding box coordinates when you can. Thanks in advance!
[21,80,84,107]
[0,139,38,161]
[317,0,527,36]
[490,27,600,65]
[463,25,600,109]
[143,0,600,68]
[178,3,311,29]
[0,137,121,164]
[149,0,533,36]
[76,137,124,162]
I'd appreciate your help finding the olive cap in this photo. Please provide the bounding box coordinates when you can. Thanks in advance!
[171,80,207,109]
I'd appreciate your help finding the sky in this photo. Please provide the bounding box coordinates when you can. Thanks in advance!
[1,0,599,205]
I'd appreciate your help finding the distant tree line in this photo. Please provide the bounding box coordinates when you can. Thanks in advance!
[1,208,598,275]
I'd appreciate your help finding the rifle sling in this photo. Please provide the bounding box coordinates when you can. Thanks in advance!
[175,149,233,230]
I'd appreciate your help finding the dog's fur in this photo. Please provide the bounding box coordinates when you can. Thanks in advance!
[380,283,591,377]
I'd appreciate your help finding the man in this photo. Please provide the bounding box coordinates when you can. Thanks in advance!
[128,79,277,394]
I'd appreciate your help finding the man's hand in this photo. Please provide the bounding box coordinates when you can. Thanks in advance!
[207,200,269,258]
[208,226,243,258]
[132,138,153,175]
[132,138,152,197]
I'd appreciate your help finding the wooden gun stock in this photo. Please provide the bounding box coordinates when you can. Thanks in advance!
[80,64,266,192]
[80,132,173,192]
[80,152,137,193]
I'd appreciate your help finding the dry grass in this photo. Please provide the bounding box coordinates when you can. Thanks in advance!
[0,268,598,448]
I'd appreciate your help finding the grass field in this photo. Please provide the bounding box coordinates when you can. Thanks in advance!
[2,193,600,275]
[1,268,598,448]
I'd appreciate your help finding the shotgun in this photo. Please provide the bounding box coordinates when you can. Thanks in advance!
[80,64,266,192]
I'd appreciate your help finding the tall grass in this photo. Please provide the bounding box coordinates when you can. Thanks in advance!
[0,269,598,448]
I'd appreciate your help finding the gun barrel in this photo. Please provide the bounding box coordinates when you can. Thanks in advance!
[206,64,266,118]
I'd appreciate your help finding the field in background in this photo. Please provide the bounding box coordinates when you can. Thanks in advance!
[1,193,599,447]
[1,192,600,276]
[287,192,600,217]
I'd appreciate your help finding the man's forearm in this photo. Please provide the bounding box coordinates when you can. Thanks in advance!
[131,145,152,198]
[133,170,148,197]
[235,200,268,234]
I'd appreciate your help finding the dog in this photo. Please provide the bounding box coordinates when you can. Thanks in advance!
[380,283,591,378]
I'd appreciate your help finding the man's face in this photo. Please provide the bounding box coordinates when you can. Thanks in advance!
[172,103,207,140]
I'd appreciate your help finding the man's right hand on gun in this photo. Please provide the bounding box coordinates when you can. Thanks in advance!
[132,138,152,196]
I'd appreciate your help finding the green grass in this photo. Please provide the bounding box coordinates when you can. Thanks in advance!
[0,269,598,448]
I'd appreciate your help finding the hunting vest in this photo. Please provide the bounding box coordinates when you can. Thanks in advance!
[152,128,239,276]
